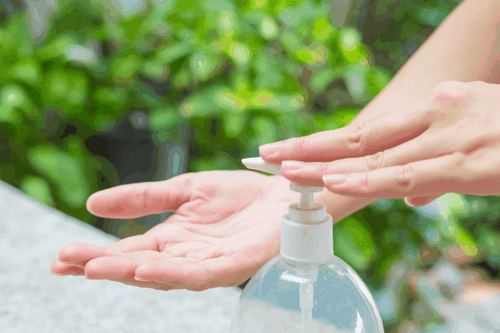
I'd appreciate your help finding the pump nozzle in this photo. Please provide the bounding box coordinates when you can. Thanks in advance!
[242,157,323,209]
[241,157,282,176]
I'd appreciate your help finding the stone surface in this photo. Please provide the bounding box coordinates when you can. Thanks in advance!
[0,180,241,333]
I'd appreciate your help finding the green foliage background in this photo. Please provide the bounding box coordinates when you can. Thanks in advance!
[1,0,499,331]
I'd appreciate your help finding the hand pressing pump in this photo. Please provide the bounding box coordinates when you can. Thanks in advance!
[229,157,384,333]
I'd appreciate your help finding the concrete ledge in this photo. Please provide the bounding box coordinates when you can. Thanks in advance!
[0,180,241,333]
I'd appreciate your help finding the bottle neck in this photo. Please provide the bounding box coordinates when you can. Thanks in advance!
[282,255,333,270]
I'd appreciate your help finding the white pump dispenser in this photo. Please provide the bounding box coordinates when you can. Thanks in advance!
[228,157,385,333]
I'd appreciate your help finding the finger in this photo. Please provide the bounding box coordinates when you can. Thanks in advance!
[259,100,431,164]
[105,234,158,253]
[84,256,138,280]
[322,153,463,198]
[58,234,159,269]
[405,195,442,207]
[134,255,255,291]
[50,259,85,276]
[58,242,109,266]
[281,127,446,185]
[53,251,183,291]
[87,174,193,219]
[84,250,164,280]
[83,254,182,291]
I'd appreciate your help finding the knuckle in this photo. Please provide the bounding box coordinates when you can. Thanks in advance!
[396,164,414,191]
[453,151,467,168]
[468,80,488,88]
[358,172,370,194]
[347,122,368,155]
[365,151,385,171]
[453,152,476,180]
[430,81,473,105]
[320,162,333,175]
[293,136,310,153]
[135,186,152,211]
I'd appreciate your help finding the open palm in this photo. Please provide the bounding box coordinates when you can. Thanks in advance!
[50,170,299,292]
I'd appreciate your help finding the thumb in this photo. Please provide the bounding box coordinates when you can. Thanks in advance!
[87,173,193,219]
[405,195,442,207]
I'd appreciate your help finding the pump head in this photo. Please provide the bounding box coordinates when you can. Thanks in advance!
[242,157,333,261]
[241,157,323,209]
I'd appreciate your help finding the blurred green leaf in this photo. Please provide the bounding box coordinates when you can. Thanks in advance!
[477,226,500,263]
[454,225,478,257]
[19,175,55,207]
[10,59,40,84]
[111,54,141,83]
[35,34,79,61]
[440,193,469,222]
[277,2,316,26]
[253,50,284,89]
[280,31,303,53]
[344,62,370,102]
[180,84,227,118]
[190,152,240,171]
[418,8,448,27]
[340,28,366,63]
[150,107,184,143]
[142,61,169,81]
[331,108,359,127]
[104,22,126,42]
[157,42,193,64]
[150,107,184,131]
[310,68,341,93]
[135,81,165,108]
[189,51,219,81]
[226,41,252,67]
[248,90,305,112]
[93,87,128,112]
[222,112,247,138]
[259,16,279,40]
[215,91,249,112]
[294,45,327,65]
[251,116,277,144]
[120,16,144,42]
[27,145,91,208]
[44,69,88,110]
[0,105,21,127]
[313,18,335,41]
[1,86,26,122]
[334,216,377,270]
[368,66,393,96]
[172,62,193,87]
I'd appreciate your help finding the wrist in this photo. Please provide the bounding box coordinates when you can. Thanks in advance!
[316,190,374,224]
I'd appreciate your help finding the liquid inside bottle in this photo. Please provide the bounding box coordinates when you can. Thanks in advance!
[229,255,384,333]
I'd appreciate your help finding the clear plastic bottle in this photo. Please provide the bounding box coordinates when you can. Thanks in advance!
[229,157,384,333]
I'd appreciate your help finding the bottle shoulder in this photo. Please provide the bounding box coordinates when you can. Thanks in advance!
[247,255,371,293]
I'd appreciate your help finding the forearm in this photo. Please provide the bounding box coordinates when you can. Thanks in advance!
[320,0,500,216]
[351,0,500,126]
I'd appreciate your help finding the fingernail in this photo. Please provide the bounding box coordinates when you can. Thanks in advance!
[282,160,306,171]
[322,174,347,185]
[50,271,64,276]
[259,142,283,157]
[134,276,150,281]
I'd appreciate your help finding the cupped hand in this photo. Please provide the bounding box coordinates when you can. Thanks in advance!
[260,81,500,206]
[50,170,299,292]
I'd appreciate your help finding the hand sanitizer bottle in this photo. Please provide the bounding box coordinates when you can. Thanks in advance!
[229,157,385,333]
